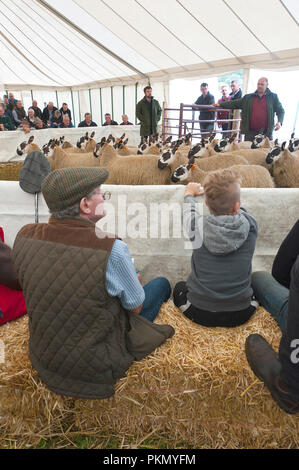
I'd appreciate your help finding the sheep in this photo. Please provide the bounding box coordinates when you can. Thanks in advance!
[16,136,41,156]
[171,157,274,188]
[76,131,96,152]
[158,141,248,172]
[46,145,102,171]
[270,149,299,188]
[251,134,272,149]
[94,144,171,185]
[288,133,299,153]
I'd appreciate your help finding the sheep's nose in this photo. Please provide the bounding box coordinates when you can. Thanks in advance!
[214,146,221,153]
[251,143,257,149]
[171,175,179,183]
[266,155,273,164]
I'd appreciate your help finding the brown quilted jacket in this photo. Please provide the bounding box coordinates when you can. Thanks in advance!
[12,217,135,399]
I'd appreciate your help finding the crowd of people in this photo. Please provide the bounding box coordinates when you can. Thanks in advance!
[0,92,134,132]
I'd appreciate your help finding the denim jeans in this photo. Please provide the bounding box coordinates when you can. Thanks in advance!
[251,271,289,331]
[139,277,171,323]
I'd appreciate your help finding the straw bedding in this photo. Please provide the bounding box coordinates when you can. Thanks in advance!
[0,302,299,449]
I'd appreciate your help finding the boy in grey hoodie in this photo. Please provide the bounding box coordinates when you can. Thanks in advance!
[173,168,258,327]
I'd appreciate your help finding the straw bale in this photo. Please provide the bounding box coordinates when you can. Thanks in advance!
[0,303,299,449]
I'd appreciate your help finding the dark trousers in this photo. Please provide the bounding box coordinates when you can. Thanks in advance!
[139,277,171,322]
[245,130,273,142]
[200,122,214,137]
[173,281,255,328]
[252,262,299,401]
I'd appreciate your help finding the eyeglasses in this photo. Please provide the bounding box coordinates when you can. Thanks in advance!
[101,191,111,200]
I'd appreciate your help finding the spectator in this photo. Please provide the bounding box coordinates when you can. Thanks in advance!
[217,85,231,137]
[29,100,43,120]
[4,103,17,129]
[102,113,118,126]
[173,170,258,328]
[78,112,97,127]
[136,86,162,138]
[19,118,31,134]
[120,114,133,125]
[8,92,17,106]
[42,102,58,126]
[246,220,299,413]
[50,110,62,128]
[59,102,72,122]
[2,95,9,109]
[194,83,215,135]
[15,100,27,124]
[27,108,37,128]
[11,167,172,399]
[0,104,14,131]
[230,80,242,100]
[214,77,285,141]
[59,114,74,128]
[35,117,48,130]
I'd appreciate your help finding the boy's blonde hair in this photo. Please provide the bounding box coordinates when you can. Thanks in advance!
[203,168,242,216]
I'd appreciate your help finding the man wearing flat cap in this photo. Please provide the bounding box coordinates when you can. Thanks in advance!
[12,167,173,399]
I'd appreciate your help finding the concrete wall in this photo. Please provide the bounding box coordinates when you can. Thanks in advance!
[0,182,298,286]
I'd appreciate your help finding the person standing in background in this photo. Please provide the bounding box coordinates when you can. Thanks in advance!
[136,86,162,138]
[230,81,242,100]
[194,83,215,135]
[217,85,231,137]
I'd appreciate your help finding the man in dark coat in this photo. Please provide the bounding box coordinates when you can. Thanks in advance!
[214,77,284,141]
[194,83,215,135]
[42,102,58,126]
[136,86,162,138]
[78,112,97,127]
[28,100,43,120]
[230,81,242,100]
[102,113,118,126]
[59,103,72,123]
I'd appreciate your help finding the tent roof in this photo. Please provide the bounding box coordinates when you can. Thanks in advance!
[1,0,299,90]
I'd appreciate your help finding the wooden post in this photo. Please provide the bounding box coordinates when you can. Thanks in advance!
[178,103,184,138]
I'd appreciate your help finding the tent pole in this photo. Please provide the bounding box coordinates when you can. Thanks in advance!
[71,90,75,126]
[111,87,114,121]
[135,84,137,125]
[89,89,92,119]
[99,88,103,125]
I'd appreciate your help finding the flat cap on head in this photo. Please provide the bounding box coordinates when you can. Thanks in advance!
[41,166,109,212]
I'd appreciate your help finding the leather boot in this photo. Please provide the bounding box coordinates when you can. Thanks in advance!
[245,334,299,414]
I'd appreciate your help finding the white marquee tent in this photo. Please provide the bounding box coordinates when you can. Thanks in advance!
[0,0,298,126]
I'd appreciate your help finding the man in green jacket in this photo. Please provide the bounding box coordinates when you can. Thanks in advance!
[136,86,162,138]
[0,104,14,131]
[214,77,285,141]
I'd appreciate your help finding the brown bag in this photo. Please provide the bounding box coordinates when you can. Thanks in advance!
[126,311,175,361]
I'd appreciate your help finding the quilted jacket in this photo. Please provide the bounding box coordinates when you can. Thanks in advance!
[12,217,136,399]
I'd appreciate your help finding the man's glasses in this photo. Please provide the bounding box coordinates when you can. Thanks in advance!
[101,191,111,200]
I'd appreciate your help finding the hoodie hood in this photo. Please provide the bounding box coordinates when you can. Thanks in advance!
[202,210,250,255]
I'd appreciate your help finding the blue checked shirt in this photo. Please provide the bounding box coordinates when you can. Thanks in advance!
[106,239,145,310]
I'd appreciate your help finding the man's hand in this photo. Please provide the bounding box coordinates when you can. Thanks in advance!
[213,103,220,107]
[136,272,142,285]
[0,124,4,131]
[184,182,204,197]
[275,122,281,131]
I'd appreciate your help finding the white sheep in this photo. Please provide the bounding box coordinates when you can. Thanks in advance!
[171,157,274,188]
[266,143,299,187]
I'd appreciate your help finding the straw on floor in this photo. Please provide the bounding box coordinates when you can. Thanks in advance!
[0,302,299,449]
[0,162,23,181]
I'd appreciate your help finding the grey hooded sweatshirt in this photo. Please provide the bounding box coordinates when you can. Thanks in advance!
[184,195,258,312]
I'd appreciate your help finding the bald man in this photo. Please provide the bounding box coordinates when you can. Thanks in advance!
[214,77,285,141]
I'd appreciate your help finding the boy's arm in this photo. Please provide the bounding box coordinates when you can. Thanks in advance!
[183,183,204,245]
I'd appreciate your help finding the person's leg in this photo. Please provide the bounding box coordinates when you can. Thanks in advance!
[244,131,258,142]
[279,261,299,401]
[173,281,190,310]
[139,277,171,322]
[251,271,289,331]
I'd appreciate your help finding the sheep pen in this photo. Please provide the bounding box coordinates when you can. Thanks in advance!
[1,304,299,449]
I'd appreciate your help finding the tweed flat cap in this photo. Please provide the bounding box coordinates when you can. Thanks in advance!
[41,166,109,212]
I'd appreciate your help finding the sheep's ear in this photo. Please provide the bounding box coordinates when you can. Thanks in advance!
[28,135,34,144]
[228,133,237,143]
[281,141,286,150]
[201,138,205,146]
[291,132,295,139]
[274,138,278,146]
[90,131,95,139]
